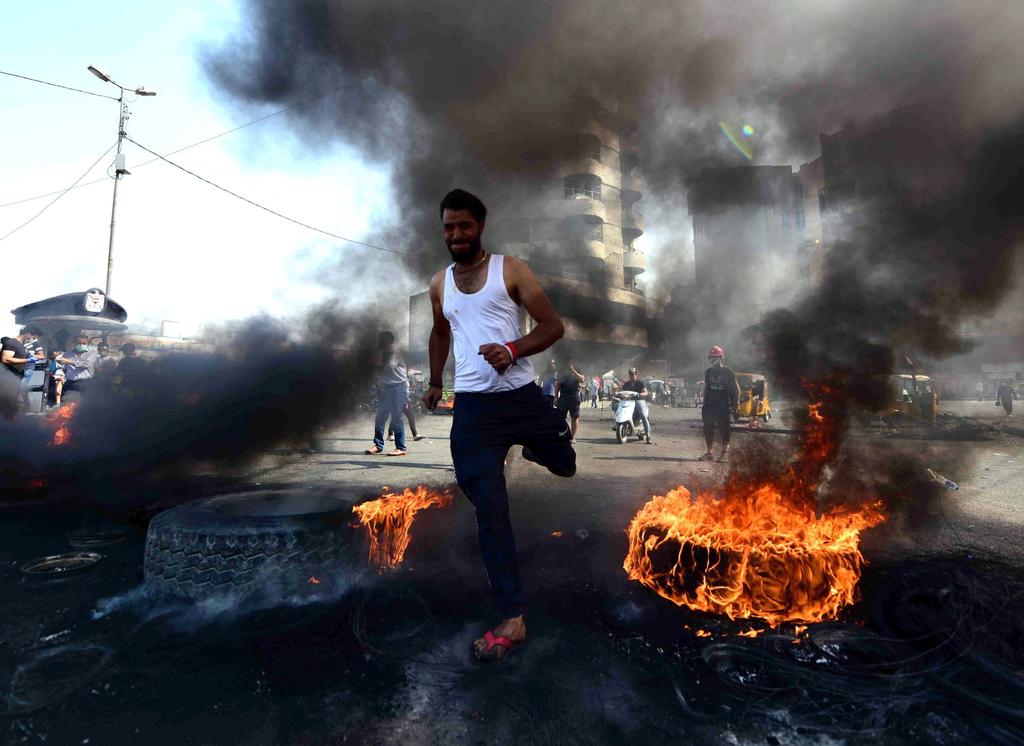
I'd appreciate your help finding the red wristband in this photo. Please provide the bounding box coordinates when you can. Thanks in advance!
[504,341,518,362]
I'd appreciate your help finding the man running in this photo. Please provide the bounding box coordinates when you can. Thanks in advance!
[699,346,739,461]
[422,189,575,663]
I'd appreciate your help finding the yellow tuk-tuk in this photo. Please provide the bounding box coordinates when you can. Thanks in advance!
[887,374,938,421]
[735,372,771,421]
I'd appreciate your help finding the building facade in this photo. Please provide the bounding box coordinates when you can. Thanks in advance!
[687,165,806,326]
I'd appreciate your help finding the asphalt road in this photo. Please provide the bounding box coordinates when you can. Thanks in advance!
[258,398,1024,562]
[2,398,1022,744]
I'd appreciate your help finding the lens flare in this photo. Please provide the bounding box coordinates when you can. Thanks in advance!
[718,122,753,160]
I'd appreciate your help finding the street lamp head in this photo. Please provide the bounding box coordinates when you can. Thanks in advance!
[87,65,112,83]
[134,86,156,97]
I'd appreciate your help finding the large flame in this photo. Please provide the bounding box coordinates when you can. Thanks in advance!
[624,385,884,626]
[352,486,452,569]
[48,403,78,446]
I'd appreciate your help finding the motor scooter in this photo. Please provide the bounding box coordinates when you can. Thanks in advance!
[611,390,648,443]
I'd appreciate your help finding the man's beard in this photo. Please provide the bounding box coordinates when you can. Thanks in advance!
[446,236,483,264]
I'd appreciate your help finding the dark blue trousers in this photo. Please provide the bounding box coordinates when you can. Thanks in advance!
[451,383,576,618]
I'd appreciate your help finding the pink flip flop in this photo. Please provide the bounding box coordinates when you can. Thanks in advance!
[476,630,526,662]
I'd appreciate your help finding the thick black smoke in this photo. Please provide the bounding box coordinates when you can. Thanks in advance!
[760,118,1024,399]
[206,1,1023,266]
[0,309,382,497]
[205,4,1024,512]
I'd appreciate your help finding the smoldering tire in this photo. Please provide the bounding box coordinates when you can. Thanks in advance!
[143,490,357,601]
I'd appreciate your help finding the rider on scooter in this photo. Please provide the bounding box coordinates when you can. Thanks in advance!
[620,367,652,445]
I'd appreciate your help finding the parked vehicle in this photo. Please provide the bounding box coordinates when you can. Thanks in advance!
[735,372,772,421]
[612,389,648,443]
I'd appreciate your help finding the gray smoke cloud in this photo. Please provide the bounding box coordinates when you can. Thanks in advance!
[204,1,1024,378]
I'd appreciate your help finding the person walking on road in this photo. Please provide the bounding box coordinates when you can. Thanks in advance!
[422,189,575,663]
[699,346,739,461]
[996,380,1017,416]
[365,330,410,456]
[555,357,585,443]
[540,359,557,407]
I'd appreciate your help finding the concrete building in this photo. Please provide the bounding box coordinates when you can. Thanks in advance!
[409,92,649,372]
[687,165,806,326]
[795,157,825,285]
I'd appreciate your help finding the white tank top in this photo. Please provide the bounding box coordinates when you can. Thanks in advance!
[443,254,536,393]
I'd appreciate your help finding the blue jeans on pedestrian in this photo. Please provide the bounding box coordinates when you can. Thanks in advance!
[18,371,35,409]
[373,383,409,451]
[450,383,576,618]
[636,400,652,438]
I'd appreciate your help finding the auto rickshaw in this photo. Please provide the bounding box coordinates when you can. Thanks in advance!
[735,372,771,421]
[886,374,938,421]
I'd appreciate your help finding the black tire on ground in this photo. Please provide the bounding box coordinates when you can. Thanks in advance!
[615,422,630,444]
[144,490,357,600]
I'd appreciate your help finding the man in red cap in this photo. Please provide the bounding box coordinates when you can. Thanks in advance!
[699,346,739,461]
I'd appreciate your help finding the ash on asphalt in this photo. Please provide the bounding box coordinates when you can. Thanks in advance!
[4,478,1024,745]
[2,403,1022,744]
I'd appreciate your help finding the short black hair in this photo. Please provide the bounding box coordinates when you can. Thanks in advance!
[378,330,396,347]
[121,343,136,355]
[440,189,487,223]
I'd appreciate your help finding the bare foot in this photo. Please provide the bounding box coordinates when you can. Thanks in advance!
[473,615,527,662]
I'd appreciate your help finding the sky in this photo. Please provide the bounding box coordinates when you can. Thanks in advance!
[1,0,395,337]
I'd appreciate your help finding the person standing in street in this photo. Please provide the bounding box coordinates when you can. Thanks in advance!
[422,189,575,663]
[540,359,557,407]
[57,336,98,397]
[1,327,40,414]
[555,357,585,444]
[699,346,739,461]
[365,330,410,456]
[976,380,985,401]
[620,367,653,444]
[996,380,1017,416]
[591,375,600,409]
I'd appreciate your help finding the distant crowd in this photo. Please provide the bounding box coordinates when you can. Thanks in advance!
[1,327,146,414]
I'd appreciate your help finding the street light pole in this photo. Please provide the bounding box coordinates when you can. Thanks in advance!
[105,90,127,297]
[87,65,156,298]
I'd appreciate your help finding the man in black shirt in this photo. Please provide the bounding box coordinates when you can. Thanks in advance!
[555,358,585,443]
[996,380,1017,416]
[620,367,653,444]
[1,328,40,413]
[699,345,739,461]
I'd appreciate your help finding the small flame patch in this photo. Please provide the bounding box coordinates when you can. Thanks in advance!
[352,486,452,570]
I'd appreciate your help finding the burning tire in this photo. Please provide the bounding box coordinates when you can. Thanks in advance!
[144,490,355,600]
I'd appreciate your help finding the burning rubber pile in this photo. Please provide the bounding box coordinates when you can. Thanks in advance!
[625,386,885,625]
[353,486,452,570]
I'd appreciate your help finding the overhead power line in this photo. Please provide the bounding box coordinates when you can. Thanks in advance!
[0,69,119,101]
[124,135,414,258]
[0,79,367,209]
[0,143,116,243]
